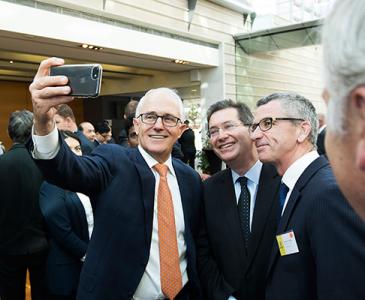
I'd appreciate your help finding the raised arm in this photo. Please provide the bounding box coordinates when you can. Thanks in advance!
[29,57,73,135]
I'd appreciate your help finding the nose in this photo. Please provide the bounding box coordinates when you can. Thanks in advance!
[216,128,229,140]
[153,116,164,129]
[249,126,262,141]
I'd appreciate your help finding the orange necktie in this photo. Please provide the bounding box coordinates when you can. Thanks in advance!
[154,163,182,300]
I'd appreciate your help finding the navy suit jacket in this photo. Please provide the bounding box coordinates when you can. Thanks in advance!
[39,182,89,295]
[266,156,365,300]
[35,139,203,300]
[198,164,280,300]
[75,130,95,155]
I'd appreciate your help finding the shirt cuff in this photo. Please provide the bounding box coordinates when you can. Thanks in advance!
[31,125,60,159]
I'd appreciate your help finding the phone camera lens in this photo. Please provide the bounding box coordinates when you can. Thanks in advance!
[92,67,99,79]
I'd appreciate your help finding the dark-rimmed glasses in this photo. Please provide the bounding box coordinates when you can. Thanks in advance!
[249,117,305,133]
[137,113,181,127]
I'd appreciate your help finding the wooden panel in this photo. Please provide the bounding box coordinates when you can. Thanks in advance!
[0,81,84,150]
[0,81,30,149]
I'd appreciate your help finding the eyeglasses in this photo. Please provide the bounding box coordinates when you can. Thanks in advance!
[248,117,305,133]
[137,113,181,127]
[208,122,246,138]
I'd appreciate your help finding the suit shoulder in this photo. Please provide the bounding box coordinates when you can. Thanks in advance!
[203,169,230,187]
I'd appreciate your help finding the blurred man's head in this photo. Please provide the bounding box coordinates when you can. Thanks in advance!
[250,93,317,175]
[207,99,256,174]
[134,87,186,162]
[317,113,326,130]
[8,110,33,144]
[124,99,139,119]
[95,121,112,144]
[322,0,365,219]
[79,121,96,142]
[55,104,77,132]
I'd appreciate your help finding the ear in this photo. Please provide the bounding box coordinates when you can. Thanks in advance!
[351,86,365,118]
[133,117,140,135]
[297,121,311,143]
[351,86,365,170]
[177,123,187,138]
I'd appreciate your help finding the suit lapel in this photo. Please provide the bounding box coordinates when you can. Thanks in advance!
[65,191,89,241]
[133,149,156,246]
[266,156,329,277]
[247,164,280,268]
[68,192,89,241]
[173,161,192,223]
[218,169,247,260]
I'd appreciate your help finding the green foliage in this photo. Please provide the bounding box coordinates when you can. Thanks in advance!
[187,104,199,125]
[196,150,209,173]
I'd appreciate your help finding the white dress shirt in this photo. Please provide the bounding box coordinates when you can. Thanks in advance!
[77,192,94,239]
[31,125,59,159]
[280,151,319,215]
[231,160,263,230]
[133,146,188,300]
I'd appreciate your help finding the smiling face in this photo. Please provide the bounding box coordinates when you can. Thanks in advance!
[209,107,254,171]
[133,91,186,162]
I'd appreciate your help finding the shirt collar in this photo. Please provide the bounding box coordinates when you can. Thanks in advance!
[231,160,263,185]
[282,150,319,190]
[138,145,175,177]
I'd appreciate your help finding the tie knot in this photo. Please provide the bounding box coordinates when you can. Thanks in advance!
[154,163,168,177]
[237,176,248,186]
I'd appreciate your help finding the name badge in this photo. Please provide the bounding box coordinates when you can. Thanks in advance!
[276,230,299,256]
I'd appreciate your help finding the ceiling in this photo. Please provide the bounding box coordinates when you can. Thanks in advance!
[0,29,206,83]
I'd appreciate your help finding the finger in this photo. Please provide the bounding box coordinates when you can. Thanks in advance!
[34,57,64,80]
[30,75,69,93]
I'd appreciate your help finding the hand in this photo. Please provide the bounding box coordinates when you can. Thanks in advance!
[29,57,74,135]
[200,173,211,181]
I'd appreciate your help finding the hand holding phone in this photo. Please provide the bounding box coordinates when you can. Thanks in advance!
[50,64,102,98]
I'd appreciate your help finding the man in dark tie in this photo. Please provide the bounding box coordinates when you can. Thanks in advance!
[250,92,365,300]
[197,100,281,300]
[28,57,203,300]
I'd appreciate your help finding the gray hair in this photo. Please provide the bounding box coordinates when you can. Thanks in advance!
[135,87,185,120]
[8,110,34,144]
[257,92,318,145]
[322,0,365,135]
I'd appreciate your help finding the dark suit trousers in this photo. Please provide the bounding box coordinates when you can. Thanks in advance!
[0,249,47,300]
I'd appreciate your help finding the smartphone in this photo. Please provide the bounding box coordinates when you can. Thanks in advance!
[50,64,102,98]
